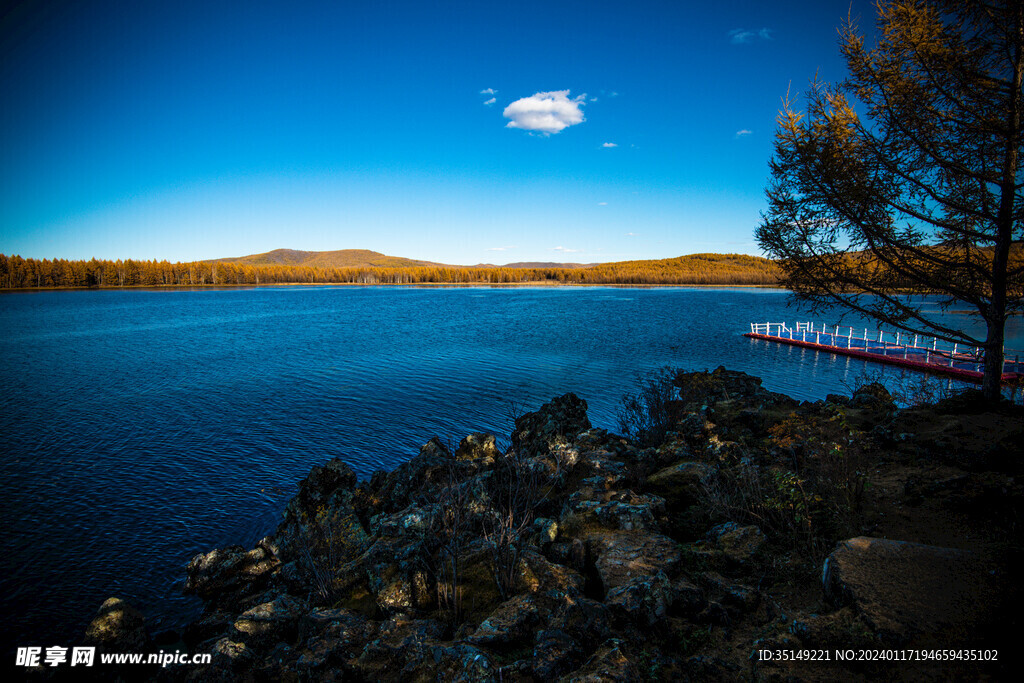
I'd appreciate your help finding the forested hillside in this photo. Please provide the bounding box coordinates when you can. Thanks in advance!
[0,252,779,288]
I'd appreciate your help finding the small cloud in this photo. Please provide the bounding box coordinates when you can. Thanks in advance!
[483,97,496,106]
[504,90,587,134]
[602,142,617,148]
[552,246,581,253]
[480,88,497,95]
[598,202,608,206]
[728,28,773,44]
[486,245,516,251]
[626,232,636,236]
[589,97,598,102]
[735,129,753,138]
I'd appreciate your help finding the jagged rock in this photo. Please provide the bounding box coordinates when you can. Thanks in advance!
[644,461,713,507]
[296,607,376,671]
[430,643,498,682]
[573,449,630,481]
[564,638,640,682]
[532,628,580,680]
[456,432,501,464]
[789,606,875,648]
[184,543,279,604]
[697,572,759,613]
[183,607,236,647]
[83,597,149,651]
[515,548,585,597]
[359,438,455,514]
[570,500,657,532]
[190,637,254,681]
[336,535,434,615]
[822,536,1003,644]
[549,598,612,650]
[369,503,435,537]
[586,530,681,595]
[231,593,305,648]
[512,393,591,456]
[253,642,297,680]
[670,577,706,616]
[546,538,587,573]
[851,382,895,409]
[605,571,674,625]
[569,491,666,533]
[292,458,358,510]
[705,522,766,565]
[353,618,448,681]
[469,593,543,646]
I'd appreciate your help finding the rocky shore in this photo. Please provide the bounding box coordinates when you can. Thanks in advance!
[70,368,1023,681]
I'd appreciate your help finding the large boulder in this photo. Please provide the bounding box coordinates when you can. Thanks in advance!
[83,597,149,651]
[232,594,306,648]
[705,522,766,566]
[568,493,665,532]
[512,393,591,456]
[184,542,280,605]
[469,593,543,647]
[822,537,1004,644]
[605,571,674,625]
[585,530,681,596]
[645,461,713,508]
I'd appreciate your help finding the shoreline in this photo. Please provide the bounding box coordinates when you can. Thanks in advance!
[0,281,784,292]
[73,368,1023,680]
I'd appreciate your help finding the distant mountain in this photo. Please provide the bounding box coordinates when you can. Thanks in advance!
[215,249,598,270]
[498,261,594,269]
[210,249,441,269]
[203,248,770,280]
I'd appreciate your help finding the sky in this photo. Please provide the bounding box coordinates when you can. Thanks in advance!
[0,0,874,265]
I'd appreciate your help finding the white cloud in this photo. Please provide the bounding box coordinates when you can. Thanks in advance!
[503,90,586,134]
[626,232,636,236]
[735,129,753,138]
[602,142,617,148]
[729,28,773,44]
[480,88,497,95]
[486,245,515,251]
[552,246,581,253]
[483,97,496,106]
[598,202,608,206]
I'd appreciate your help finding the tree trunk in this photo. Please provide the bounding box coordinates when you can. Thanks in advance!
[983,4,1024,402]
[982,318,1006,401]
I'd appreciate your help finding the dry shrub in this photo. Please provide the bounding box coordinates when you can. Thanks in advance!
[617,366,681,447]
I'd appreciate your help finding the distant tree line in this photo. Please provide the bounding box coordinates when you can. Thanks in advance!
[0,253,779,289]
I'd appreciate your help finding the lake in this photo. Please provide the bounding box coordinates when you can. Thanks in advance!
[1,286,1020,648]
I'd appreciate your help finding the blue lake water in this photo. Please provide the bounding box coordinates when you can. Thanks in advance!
[1,286,1021,649]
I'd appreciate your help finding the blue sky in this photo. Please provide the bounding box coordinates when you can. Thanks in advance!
[1,0,872,264]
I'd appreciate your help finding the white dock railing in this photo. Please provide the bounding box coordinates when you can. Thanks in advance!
[749,321,1022,376]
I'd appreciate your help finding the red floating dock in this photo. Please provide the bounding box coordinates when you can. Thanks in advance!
[745,322,1023,386]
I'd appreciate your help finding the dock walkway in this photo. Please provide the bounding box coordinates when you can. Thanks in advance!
[745,322,1023,385]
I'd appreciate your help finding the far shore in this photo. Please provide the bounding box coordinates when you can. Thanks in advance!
[0,281,784,292]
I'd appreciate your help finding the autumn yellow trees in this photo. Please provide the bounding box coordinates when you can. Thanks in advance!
[0,253,779,289]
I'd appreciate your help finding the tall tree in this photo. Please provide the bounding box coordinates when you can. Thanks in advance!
[757,0,1023,400]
